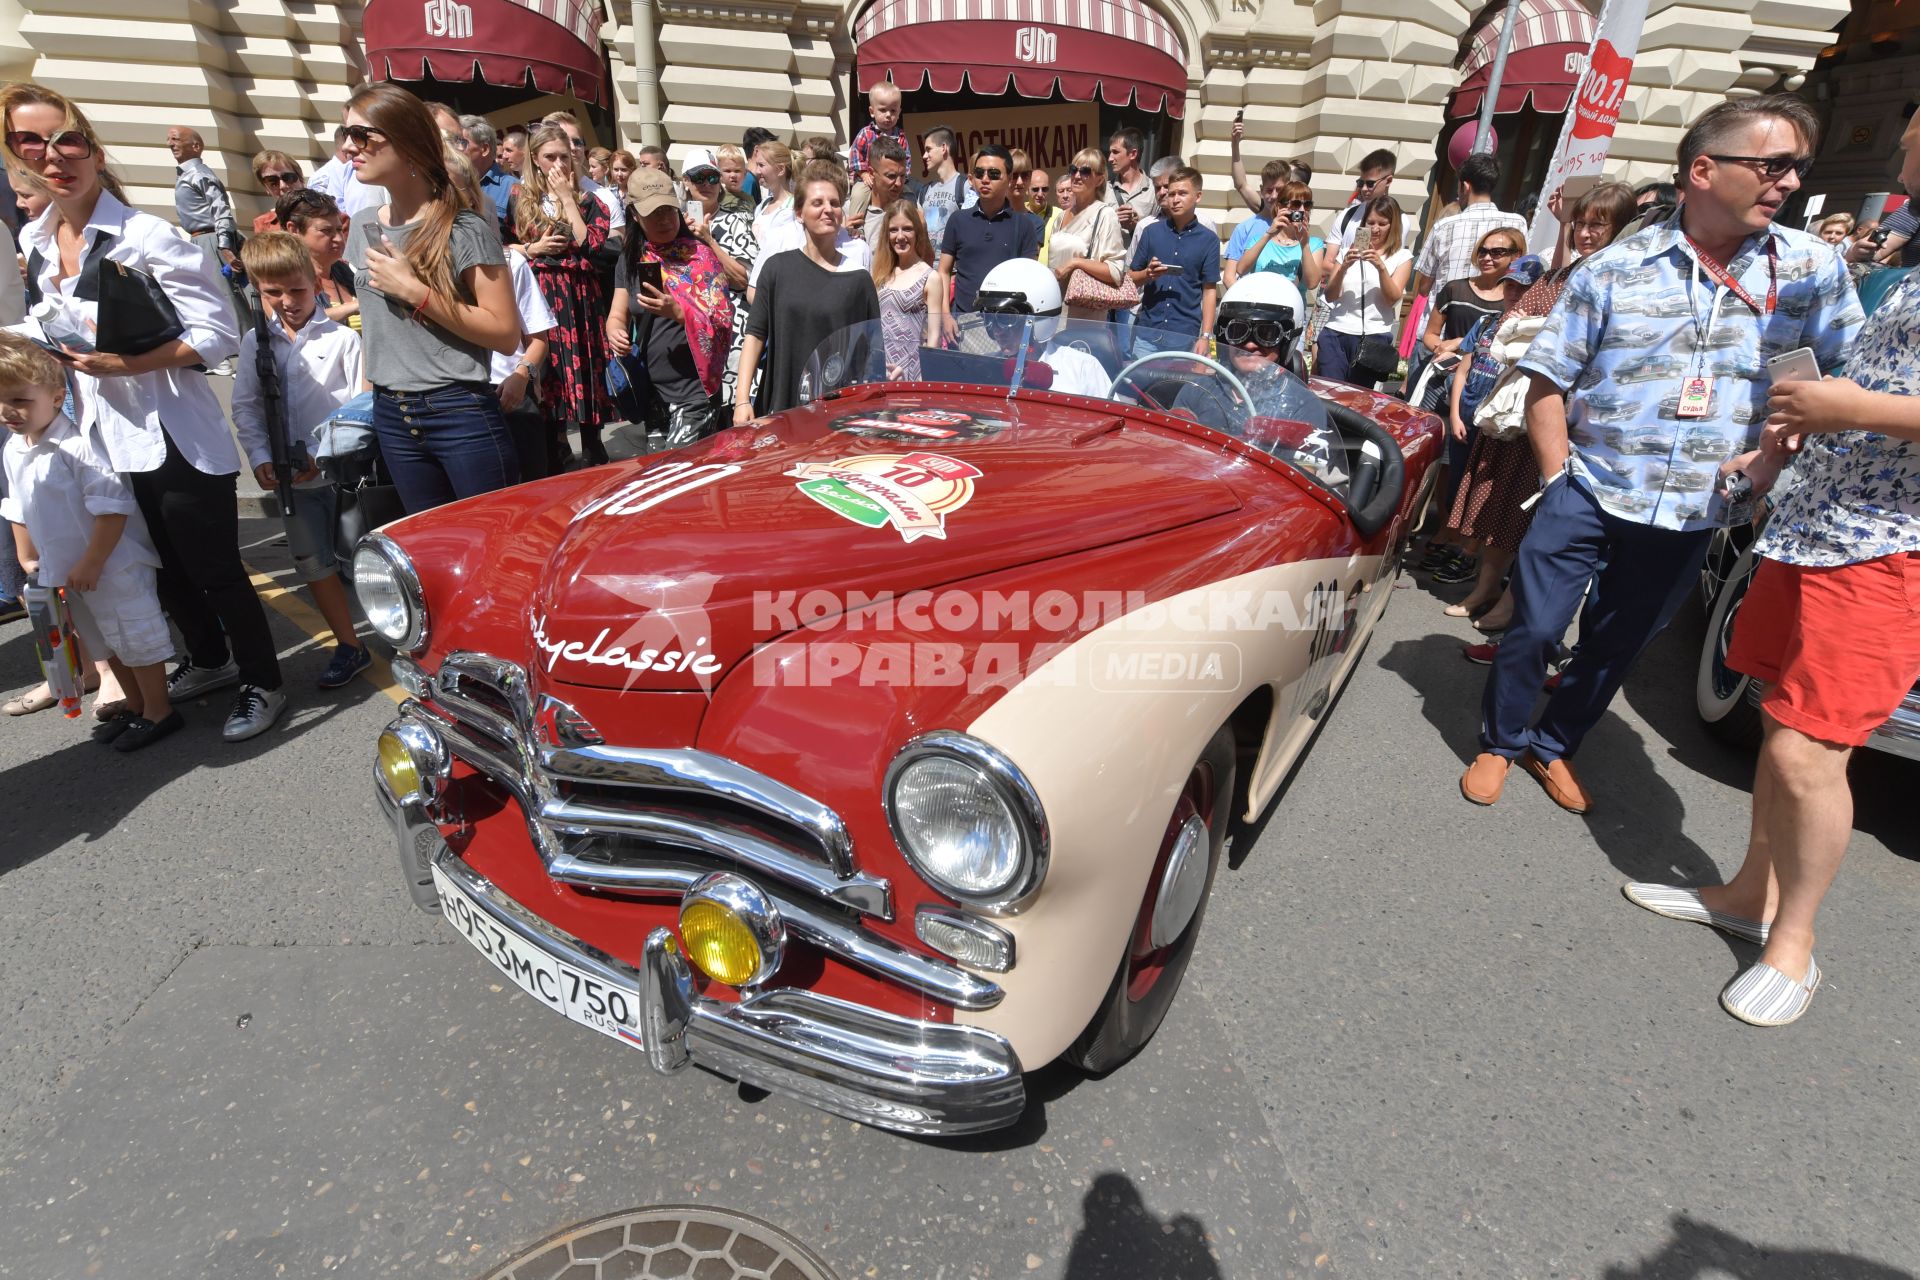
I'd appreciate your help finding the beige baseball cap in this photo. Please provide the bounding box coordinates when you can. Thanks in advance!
[627,168,677,217]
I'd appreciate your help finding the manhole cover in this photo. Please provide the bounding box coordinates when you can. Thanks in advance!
[481,1205,841,1280]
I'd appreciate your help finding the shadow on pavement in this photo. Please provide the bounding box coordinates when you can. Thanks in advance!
[1375,632,1732,890]
[1061,1173,1224,1280]
[1605,1213,1917,1280]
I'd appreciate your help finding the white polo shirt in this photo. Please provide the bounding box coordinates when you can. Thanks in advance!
[230,308,363,470]
[1,410,160,588]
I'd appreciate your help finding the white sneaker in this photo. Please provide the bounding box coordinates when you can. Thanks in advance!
[167,658,240,700]
[222,684,287,741]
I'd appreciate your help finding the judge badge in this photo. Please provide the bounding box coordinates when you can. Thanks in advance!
[1675,376,1713,419]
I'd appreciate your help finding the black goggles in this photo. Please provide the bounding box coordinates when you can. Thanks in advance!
[1215,316,1293,348]
[975,292,1061,319]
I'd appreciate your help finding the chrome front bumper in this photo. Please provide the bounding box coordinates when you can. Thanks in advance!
[376,783,1027,1136]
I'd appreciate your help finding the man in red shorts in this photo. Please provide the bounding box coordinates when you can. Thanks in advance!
[1621,108,1920,1026]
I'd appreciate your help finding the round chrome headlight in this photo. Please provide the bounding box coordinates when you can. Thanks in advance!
[352,534,427,652]
[885,732,1048,912]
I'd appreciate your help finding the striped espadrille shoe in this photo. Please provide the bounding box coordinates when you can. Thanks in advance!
[1721,955,1822,1027]
[1622,882,1770,945]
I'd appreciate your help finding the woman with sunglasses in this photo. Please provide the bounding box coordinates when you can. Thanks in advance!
[1418,226,1528,585]
[1235,180,1324,294]
[513,124,613,467]
[679,151,756,420]
[1446,184,1636,631]
[248,152,303,232]
[1,82,295,739]
[1049,146,1129,322]
[340,83,520,512]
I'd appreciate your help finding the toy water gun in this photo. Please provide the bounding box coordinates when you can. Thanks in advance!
[23,583,85,719]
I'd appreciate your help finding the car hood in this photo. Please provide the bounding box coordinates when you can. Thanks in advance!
[528,390,1245,691]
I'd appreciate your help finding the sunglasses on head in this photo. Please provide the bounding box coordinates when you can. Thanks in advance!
[6,129,94,161]
[260,171,300,186]
[341,124,388,147]
[1476,245,1516,258]
[972,166,1006,181]
[1216,316,1292,348]
[1707,153,1814,183]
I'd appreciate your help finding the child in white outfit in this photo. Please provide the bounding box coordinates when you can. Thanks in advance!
[232,232,369,690]
[0,334,179,751]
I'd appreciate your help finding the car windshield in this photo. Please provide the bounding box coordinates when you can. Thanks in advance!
[796,315,1345,489]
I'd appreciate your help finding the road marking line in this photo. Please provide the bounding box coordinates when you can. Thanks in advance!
[244,563,405,705]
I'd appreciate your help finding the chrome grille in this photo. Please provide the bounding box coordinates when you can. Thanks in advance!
[411,654,1003,1010]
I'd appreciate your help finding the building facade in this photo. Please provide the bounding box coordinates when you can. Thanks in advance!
[0,0,1852,233]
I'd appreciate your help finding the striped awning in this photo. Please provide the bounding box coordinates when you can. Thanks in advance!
[364,0,607,106]
[855,0,1189,116]
[1458,0,1596,77]
[1447,0,1596,118]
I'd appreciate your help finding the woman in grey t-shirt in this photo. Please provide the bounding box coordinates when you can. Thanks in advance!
[341,84,520,514]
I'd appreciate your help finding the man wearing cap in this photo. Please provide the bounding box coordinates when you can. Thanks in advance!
[1460,95,1864,815]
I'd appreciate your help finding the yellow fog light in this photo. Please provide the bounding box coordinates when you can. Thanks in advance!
[377,731,421,800]
[677,873,785,988]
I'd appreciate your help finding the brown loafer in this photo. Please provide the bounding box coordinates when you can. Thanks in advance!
[1521,752,1591,814]
[1460,752,1511,806]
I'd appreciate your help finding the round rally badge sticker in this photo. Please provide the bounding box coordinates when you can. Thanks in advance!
[786,452,981,542]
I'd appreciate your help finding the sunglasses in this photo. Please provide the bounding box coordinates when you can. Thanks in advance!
[687,171,720,185]
[260,171,300,187]
[1476,245,1517,258]
[6,129,94,161]
[1030,184,1051,195]
[1284,199,1313,209]
[972,166,1006,181]
[1354,177,1384,192]
[1707,153,1814,183]
[1070,165,1098,178]
[1216,317,1291,348]
[341,125,388,147]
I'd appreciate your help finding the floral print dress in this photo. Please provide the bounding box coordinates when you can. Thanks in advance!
[527,190,612,431]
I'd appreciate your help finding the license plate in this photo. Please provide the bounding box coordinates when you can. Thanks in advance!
[432,864,646,1050]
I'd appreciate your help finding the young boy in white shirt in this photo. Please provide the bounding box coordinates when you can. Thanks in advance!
[0,335,178,751]
[232,233,369,690]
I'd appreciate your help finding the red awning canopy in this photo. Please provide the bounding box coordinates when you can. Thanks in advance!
[1446,0,1596,118]
[364,0,606,107]
[855,0,1188,117]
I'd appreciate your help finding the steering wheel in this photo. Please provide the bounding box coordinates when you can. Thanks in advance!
[1108,350,1257,429]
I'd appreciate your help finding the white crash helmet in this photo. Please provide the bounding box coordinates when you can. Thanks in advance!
[974,257,1066,342]
[1216,272,1307,374]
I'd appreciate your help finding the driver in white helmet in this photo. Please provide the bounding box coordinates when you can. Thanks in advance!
[972,258,1112,400]
[1175,273,1341,482]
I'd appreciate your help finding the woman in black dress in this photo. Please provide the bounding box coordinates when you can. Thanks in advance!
[514,125,613,466]
[733,160,879,424]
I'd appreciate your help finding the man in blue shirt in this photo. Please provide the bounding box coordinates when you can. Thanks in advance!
[1461,94,1865,816]
[1128,167,1220,353]
[462,116,517,241]
[1223,158,1292,288]
[939,143,1040,319]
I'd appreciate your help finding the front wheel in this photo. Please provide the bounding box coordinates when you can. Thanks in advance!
[1695,541,1764,749]
[1065,724,1236,1075]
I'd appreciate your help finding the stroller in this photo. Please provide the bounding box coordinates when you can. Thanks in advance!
[313,392,405,580]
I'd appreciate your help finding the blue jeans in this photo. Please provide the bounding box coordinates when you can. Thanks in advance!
[1479,474,1712,763]
[373,385,519,515]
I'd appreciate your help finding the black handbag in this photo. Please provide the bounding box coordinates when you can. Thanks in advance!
[25,237,187,356]
[1349,259,1401,385]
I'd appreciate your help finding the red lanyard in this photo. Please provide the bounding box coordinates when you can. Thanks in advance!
[1685,235,1777,315]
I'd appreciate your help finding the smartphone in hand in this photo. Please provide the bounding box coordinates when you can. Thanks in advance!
[634,260,664,294]
[1765,346,1820,385]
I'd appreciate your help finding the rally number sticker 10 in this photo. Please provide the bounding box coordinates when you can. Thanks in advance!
[432,864,645,1050]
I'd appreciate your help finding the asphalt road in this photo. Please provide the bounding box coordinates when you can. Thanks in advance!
[0,517,1914,1280]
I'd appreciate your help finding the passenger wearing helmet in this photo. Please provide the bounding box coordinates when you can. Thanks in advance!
[1174,273,1340,481]
[971,258,1111,399]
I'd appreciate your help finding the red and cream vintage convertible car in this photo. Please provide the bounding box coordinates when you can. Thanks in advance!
[359,317,1442,1135]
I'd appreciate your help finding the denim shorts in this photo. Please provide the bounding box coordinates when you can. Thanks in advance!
[282,483,341,582]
